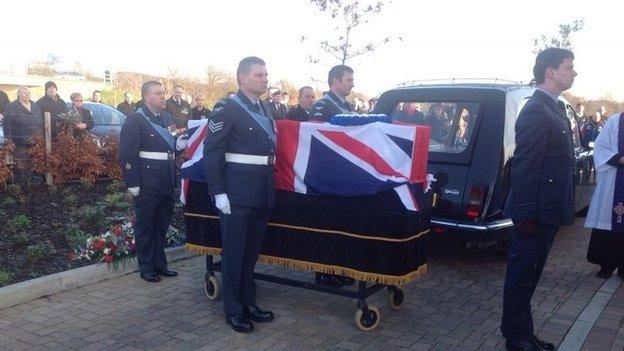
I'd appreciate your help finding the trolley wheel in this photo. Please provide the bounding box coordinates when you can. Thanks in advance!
[204,275,220,300]
[387,287,404,310]
[354,306,380,331]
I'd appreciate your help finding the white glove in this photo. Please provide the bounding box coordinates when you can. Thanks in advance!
[128,187,140,196]
[588,141,595,149]
[214,193,231,215]
[176,135,189,151]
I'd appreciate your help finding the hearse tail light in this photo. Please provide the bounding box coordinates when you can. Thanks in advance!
[466,186,486,219]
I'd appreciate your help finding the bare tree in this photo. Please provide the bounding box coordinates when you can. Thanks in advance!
[532,19,585,54]
[302,0,401,65]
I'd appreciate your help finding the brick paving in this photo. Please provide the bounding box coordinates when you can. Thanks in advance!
[0,218,622,350]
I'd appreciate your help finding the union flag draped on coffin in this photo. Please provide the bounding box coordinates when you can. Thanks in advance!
[184,119,433,285]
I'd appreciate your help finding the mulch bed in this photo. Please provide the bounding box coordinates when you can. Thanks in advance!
[0,179,185,287]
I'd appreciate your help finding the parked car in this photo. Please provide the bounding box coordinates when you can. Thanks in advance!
[66,101,126,137]
[374,80,595,247]
[0,121,4,145]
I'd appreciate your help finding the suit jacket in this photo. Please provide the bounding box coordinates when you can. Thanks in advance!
[165,97,192,128]
[117,101,136,116]
[285,104,311,122]
[505,89,575,225]
[203,91,276,209]
[119,108,177,197]
[268,101,287,120]
[3,100,43,157]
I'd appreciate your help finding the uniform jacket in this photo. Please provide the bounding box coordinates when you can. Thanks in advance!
[165,97,192,128]
[505,89,575,225]
[203,90,276,209]
[119,107,177,197]
[312,91,353,122]
[117,101,136,116]
[3,100,43,154]
[285,104,311,122]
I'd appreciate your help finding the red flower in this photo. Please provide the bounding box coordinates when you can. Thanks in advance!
[67,252,76,261]
[112,224,122,237]
[92,239,106,251]
[103,255,114,263]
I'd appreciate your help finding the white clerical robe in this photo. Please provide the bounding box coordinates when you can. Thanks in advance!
[585,113,622,230]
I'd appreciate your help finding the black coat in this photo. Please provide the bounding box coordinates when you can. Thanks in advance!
[285,104,311,122]
[203,91,276,209]
[119,108,177,197]
[312,91,353,122]
[3,100,43,157]
[191,106,211,120]
[0,90,9,115]
[165,98,192,128]
[505,89,575,225]
[117,101,136,116]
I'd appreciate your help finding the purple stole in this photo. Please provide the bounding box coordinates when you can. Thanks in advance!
[612,113,624,233]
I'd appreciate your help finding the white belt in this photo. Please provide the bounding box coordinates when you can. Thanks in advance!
[225,153,275,165]
[139,151,171,160]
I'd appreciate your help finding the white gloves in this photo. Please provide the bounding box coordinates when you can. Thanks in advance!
[176,135,189,151]
[214,193,231,215]
[128,187,140,196]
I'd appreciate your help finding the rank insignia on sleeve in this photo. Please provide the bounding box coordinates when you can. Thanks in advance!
[208,119,224,133]
[125,162,132,170]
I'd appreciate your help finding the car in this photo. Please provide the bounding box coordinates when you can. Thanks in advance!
[66,101,126,137]
[0,101,125,145]
[374,80,595,248]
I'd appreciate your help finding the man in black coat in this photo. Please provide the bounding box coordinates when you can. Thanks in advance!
[68,93,95,139]
[191,94,211,120]
[267,89,287,120]
[119,81,179,283]
[36,81,66,137]
[501,48,577,351]
[0,89,10,122]
[3,86,43,159]
[203,56,276,333]
[117,92,136,116]
[285,86,315,122]
[165,85,191,130]
[312,65,355,122]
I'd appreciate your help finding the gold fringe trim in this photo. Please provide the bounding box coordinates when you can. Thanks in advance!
[185,243,427,286]
[184,212,429,243]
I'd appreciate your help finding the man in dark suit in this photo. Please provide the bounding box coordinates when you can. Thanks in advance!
[312,65,355,122]
[501,48,577,351]
[165,85,192,130]
[191,94,211,120]
[267,89,287,120]
[203,56,276,333]
[285,86,315,122]
[117,92,136,116]
[119,81,179,283]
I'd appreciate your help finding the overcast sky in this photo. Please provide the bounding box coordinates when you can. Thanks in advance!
[2,0,622,100]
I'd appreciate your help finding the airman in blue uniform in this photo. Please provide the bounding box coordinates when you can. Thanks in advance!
[119,81,180,283]
[203,56,276,333]
[501,48,577,351]
[312,65,356,122]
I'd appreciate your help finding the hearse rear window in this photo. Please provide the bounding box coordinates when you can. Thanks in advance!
[390,101,479,153]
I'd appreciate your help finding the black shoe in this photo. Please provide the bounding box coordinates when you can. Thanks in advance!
[315,273,344,288]
[140,272,161,283]
[225,315,254,333]
[336,276,355,285]
[243,305,275,322]
[531,336,555,351]
[505,340,537,351]
[597,269,613,279]
[155,268,178,277]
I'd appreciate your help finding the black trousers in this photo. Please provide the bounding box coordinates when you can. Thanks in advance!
[133,193,174,274]
[219,206,269,317]
[501,223,558,341]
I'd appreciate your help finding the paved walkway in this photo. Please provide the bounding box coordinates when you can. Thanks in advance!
[0,218,622,350]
